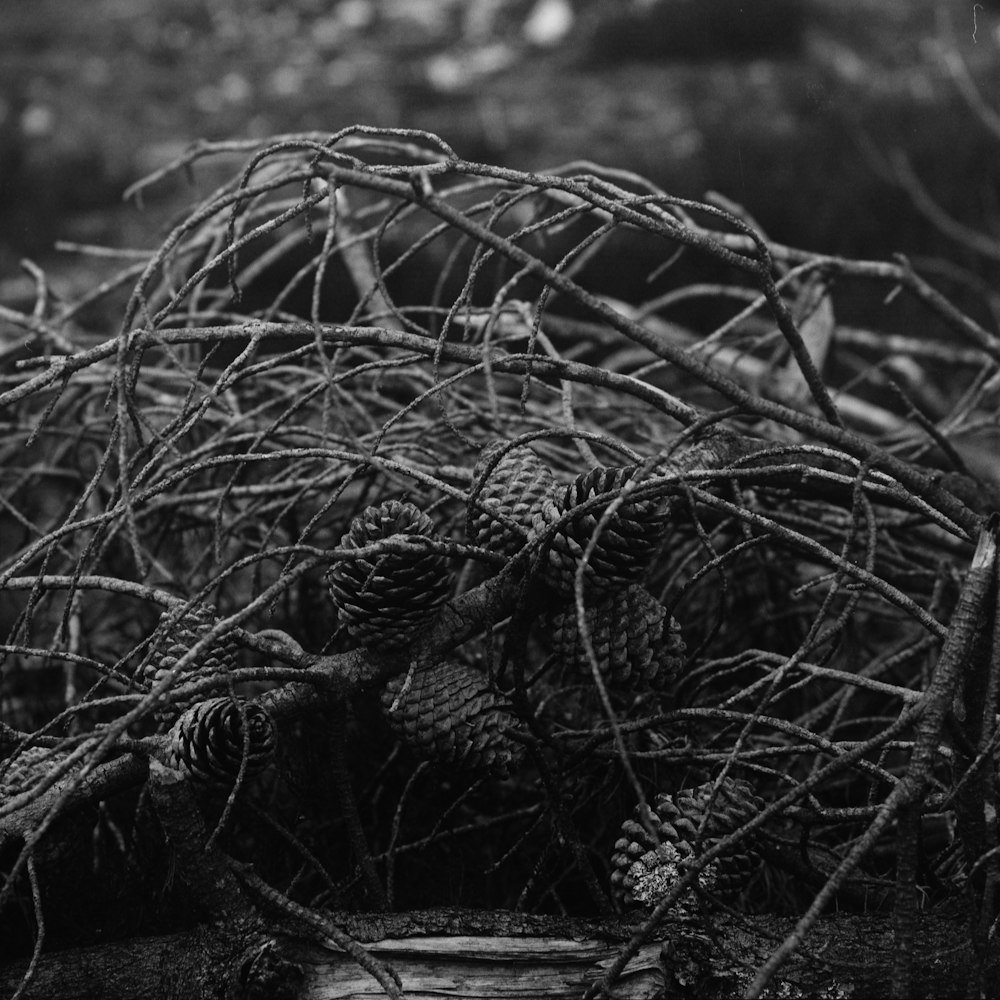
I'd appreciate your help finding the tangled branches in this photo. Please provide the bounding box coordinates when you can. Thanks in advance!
[2,127,1000,999]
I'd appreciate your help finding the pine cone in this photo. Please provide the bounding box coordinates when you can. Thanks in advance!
[327,500,452,650]
[169,697,275,786]
[610,777,763,910]
[0,746,77,797]
[533,466,670,595]
[381,660,523,777]
[467,441,558,557]
[549,584,685,687]
[140,604,240,717]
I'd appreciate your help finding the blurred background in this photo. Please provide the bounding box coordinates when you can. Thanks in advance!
[1,0,998,304]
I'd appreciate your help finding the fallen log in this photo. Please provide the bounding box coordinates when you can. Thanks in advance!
[0,905,991,1000]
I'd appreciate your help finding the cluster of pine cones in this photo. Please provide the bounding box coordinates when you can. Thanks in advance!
[319,440,688,780]
[473,443,686,688]
[328,442,762,915]
[138,604,276,789]
[135,439,768,914]
[325,491,522,778]
[137,440,687,787]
